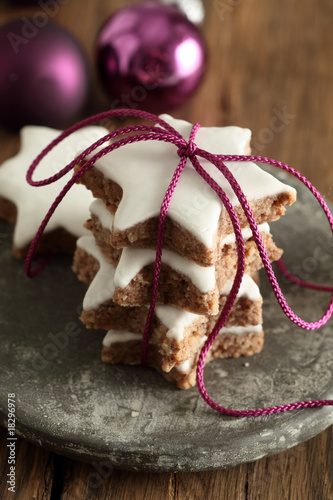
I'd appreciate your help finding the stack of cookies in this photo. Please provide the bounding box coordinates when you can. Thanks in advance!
[72,115,296,389]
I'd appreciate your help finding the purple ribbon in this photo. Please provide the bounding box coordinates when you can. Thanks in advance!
[25,108,333,417]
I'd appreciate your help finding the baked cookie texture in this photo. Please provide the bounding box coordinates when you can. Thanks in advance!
[73,235,263,373]
[71,115,296,388]
[102,328,264,390]
[76,115,296,266]
[83,199,281,315]
[0,125,108,258]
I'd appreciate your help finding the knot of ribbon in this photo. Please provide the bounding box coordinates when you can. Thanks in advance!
[177,123,199,159]
[24,108,333,418]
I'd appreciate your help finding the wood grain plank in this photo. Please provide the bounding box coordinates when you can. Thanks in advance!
[246,425,333,500]
[172,465,248,500]
[0,0,332,499]
[171,427,333,500]
[59,459,173,500]
[0,427,332,499]
[0,129,20,165]
[195,0,333,201]
[0,426,54,500]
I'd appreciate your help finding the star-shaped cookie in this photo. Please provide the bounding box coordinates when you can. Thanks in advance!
[0,125,108,258]
[79,114,297,266]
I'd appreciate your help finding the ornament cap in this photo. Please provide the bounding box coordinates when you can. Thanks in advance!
[161,0,205,25]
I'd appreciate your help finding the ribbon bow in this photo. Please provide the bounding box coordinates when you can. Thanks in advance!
[25,108,333,417]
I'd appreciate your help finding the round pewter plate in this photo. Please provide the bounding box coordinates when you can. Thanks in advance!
[0,169,332,472]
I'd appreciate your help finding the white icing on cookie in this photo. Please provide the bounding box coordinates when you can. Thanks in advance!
[112,225,269,294]
[176,335,208,373]
[102,324,262,374]
[155,306,204,341]
[102,330,141,347]
[0,125,109,249]
[90,198,114,230]
[90,201,269,295]
[114,246,216,293]
[175,357,192,373]
[220,273,261,302]
[77,235,262,342]
[220,222,270,246]
[76,235,115,310]
[91,198,270,251]
[175,324,263,373]
[90,114,296,247]
[218,324,263,335]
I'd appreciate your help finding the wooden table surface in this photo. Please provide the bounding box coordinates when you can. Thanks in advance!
[1,0,332,498]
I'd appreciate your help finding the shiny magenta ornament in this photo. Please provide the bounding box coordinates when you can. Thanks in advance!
[96,1,207,114]
[0,19,89,130]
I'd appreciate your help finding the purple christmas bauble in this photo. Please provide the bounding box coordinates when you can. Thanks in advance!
[0,19,89,130]
[96,1,207,114]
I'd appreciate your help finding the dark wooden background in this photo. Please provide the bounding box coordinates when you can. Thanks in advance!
[0,0,332,498]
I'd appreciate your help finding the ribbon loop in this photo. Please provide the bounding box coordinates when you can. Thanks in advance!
[23,108,333,417]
